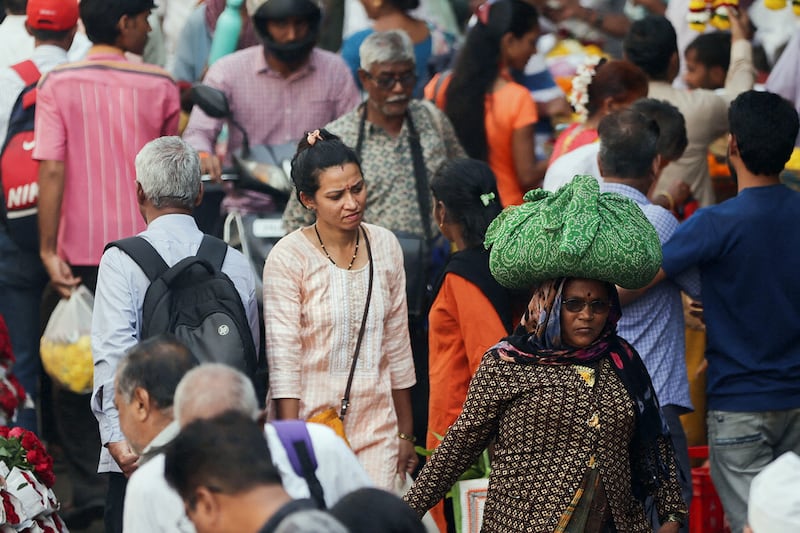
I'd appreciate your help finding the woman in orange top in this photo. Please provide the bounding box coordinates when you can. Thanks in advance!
[549,59,649,164]
[427,159,525,531]
[425,0,545,206]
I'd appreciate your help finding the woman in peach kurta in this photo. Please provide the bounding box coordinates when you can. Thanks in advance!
[263,130,417,490]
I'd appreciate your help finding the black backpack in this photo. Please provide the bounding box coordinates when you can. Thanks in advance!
[105,235,258,381]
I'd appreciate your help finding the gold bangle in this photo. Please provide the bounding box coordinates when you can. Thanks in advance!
[397,431,416,443]
[658,191,676,212]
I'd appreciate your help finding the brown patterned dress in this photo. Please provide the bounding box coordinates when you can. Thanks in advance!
[404,354,686,532]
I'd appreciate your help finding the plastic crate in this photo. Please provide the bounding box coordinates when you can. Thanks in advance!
[688,446,730,533]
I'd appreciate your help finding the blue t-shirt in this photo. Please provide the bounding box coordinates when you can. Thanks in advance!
[662,184,800,412]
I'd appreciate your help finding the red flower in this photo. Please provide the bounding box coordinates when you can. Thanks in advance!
[1,491,20,525]
[24,435,56,489]
[0,425,58,488]
[0,315,14,366]
[36,468,56,488]
[7,374,27,403]
[0,380,19,417]
[20,430,40,451]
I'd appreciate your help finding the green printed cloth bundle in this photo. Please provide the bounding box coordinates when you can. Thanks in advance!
[484,175,662,290]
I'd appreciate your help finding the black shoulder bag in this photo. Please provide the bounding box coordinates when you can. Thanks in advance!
[355,104,433,319]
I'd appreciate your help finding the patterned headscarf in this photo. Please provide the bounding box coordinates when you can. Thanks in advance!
[490,278,672,502]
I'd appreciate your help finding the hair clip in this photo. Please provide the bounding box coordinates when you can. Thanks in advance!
[306,130,323,146]
[480,192,496,206]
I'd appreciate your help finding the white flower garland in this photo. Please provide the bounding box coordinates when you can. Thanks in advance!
[568,56,603,119]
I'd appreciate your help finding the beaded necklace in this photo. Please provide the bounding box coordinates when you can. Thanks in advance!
[314,223,360,270]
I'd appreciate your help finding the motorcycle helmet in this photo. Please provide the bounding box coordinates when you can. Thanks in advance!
[246,0,322,64]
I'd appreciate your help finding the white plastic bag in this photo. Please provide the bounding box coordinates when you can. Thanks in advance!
[40,285,94,394]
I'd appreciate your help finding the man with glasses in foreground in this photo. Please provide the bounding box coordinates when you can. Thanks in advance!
[282,29,465,447]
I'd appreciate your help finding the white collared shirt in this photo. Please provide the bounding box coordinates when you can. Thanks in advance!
[122,422,373,533]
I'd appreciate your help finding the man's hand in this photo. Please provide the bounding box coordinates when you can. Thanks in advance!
[688,300,704,323]
[396,439,419,481]
[107,440,139,477]
[200,152,223,183]
[657,521,681,533]
[728,5,752,42]
[40,252,81,299]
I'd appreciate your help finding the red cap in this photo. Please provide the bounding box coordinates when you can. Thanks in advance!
[26,0,79,31]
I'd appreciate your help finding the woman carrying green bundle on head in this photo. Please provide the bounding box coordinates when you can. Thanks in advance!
[404,176,687,532]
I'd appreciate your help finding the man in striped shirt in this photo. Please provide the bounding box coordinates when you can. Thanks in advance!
[33,0,180,529]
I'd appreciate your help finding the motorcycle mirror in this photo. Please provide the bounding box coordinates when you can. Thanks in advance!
[189,83,251,159]
[190,84,231,119]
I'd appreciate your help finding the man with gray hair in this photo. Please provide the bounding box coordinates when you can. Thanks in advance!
[91,136,258,527]
[282,30,466,446]
[123,363,372,532]
[177,364,373,506]
[598,106,698,531]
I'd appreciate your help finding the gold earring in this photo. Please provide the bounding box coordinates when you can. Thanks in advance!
[373,0,382,8]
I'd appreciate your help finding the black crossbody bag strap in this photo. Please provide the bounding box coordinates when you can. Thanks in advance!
[339,226,373,420]
[354,104,432,241]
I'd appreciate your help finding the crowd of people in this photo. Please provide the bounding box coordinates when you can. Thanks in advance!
[1,0,800,531]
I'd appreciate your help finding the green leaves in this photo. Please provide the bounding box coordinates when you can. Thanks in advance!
[0,436,34,474]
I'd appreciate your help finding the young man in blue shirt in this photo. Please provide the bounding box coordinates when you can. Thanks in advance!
[640,90,800,533]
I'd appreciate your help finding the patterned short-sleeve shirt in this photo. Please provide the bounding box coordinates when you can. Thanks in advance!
[282,100,466,237]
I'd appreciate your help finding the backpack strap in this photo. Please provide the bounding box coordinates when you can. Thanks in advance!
[104,237,169,282]
[195,234,228,270]
[11,61,40,110]
[11,60,40,87]
[271,420,326,509]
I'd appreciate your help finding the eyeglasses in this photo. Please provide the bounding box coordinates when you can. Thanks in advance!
[364,71,417,91]
[561,298,612,314]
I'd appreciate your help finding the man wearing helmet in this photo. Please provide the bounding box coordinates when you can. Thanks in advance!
[253,0,320,68]
[182,0,360,215]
